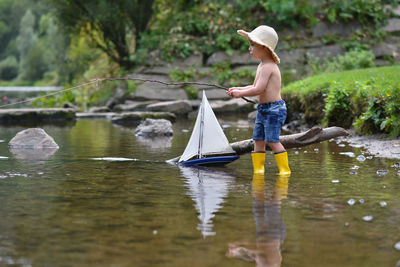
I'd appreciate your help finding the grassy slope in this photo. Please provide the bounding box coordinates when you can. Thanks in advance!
[283,65,400,95]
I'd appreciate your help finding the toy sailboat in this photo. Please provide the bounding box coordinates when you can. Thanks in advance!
[178,91,239,166]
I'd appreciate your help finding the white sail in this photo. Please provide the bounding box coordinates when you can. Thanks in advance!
[179,91,235,162]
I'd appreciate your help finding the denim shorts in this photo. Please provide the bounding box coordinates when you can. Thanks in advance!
[253,100,287,143]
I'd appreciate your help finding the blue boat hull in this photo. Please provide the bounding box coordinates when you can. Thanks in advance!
[178,155,239,166]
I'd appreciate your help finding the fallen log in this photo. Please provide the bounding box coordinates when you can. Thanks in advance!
[167,126,349,163]
[231,126,349,155]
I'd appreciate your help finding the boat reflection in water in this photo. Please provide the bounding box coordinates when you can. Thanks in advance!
[179,166,235,237]
[226,174,290,266]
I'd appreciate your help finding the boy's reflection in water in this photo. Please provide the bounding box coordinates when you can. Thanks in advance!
[226,174,289,267]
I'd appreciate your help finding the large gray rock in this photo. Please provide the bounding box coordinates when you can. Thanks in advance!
[111,111,176,125]
[133,83,188,100]
[135,118,173,137]
[146,100,192,115]
[0,108,76,122]
[381,19,400,33]
[231,52,258,65]
[372,43,399,58]
[206,51,230,65]
[279,49,306,65]
[312,21,362,38]
[113,101,156,112]
[210,98,255,113]
[306,45,344,61]
[8,128,59,149]
[197,89,230,100]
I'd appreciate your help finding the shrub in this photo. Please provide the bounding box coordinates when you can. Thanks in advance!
[324,82,354,128]
[0,56,18,80]
[309,49,375,74]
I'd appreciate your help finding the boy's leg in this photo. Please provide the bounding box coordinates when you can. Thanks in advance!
[268,142,291,175]
[252,140,266,174]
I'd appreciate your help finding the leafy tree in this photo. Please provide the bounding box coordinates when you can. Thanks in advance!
[16,9,39,80]
[47,0,154,70]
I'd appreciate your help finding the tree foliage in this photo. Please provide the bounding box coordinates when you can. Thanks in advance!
[47,0,154,69]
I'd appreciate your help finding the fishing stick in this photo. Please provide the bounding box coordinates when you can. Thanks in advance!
[99,76,257,104]
[0,77,256,109]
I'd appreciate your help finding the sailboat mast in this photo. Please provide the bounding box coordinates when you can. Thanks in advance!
[198,92,205,158]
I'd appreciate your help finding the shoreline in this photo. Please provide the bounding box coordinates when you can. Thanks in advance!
[337,132,400,160]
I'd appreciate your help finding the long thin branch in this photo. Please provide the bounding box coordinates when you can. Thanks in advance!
[98,76,257,104]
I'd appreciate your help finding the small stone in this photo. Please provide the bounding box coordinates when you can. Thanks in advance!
[395,241,400,251]
[351,165,360,170]
[359,199,365,204]
[340,152,355,157]
[347,199,356,206]
[376,170,389,176]
[356,155,366,162]
[349,171,358,175]
[332,179,340,183]
[379,201,387,207]
[362,215,373,222]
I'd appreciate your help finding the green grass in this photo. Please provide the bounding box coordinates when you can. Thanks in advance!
[282,65,400,136]
[283,65,400,95]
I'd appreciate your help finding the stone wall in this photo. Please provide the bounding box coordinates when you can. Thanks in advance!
[127,12,400,102]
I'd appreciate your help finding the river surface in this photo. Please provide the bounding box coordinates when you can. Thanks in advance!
[0,117,399,266]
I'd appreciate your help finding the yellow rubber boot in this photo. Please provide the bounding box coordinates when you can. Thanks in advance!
[274,151,291,175]
[251,152,265,175]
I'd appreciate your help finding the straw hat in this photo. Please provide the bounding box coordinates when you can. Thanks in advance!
[237,25,280,64]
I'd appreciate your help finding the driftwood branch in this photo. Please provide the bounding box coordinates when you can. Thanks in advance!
[231,126,349,155]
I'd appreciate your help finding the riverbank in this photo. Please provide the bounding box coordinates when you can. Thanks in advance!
[338,131,400,160]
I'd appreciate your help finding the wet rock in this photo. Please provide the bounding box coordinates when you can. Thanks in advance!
[111,111,176,125]
[362,215,373,222]
[135,118,173,137]
[0,108,75,122]
[356,155,366,162]
[376,170,389,176]
[88,106,111,113]
[339,152,355,157]
[347,199,356,206]
[76,112,116,119]
[146,100,192,115]
[113,101,156,112]
[8,128,59,149]
[8,128,59,160]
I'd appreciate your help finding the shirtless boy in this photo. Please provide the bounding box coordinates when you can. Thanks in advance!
[227,25,290,175]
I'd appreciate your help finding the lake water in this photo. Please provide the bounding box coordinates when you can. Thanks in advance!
[0,117,399,266]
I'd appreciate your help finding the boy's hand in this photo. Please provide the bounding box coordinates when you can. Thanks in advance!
[227,87,241,98]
